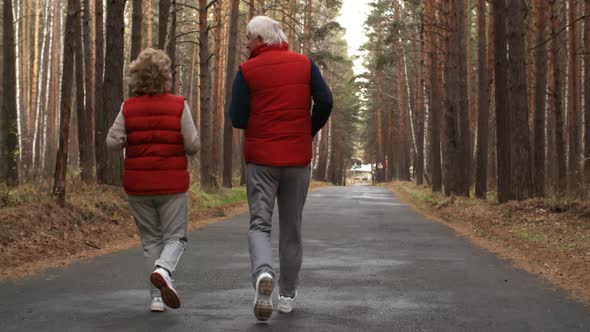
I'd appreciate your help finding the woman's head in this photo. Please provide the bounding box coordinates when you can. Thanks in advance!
[128,48,172,96]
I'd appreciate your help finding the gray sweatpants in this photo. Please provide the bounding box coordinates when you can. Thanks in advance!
[128,192,188,298]
[246,163,311,298]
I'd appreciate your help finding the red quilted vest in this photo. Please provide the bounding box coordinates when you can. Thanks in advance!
[122,93,189,196]
[240,42,312,166]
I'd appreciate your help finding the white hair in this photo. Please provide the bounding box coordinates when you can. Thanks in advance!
[247,16,288,45]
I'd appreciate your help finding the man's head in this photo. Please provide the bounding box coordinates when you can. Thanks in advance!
[246,16,288,55]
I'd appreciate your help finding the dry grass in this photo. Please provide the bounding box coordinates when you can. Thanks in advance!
[309,180,332,191]
[387,181,590,304]
[0,180,330,281]
[0,183,249,280]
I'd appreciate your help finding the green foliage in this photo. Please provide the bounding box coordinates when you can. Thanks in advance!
[302,0,361,183]
[193,186,247,209]
[409,189,433,202]
[0,183,53,208]
[517,231,578,250]
[359,0,424,164]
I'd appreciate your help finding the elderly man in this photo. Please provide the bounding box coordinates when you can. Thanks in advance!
[229,16,333,321]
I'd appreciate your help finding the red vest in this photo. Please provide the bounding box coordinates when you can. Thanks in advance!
[122,94,189,196]
[240,43,312,166]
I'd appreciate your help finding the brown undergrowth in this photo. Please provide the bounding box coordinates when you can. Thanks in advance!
[387,181,590,305]
[0,180,330,281]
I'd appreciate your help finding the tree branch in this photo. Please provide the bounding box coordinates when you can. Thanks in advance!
[206,0,220,11]
[528,14,590,51]
[175,30,198,39]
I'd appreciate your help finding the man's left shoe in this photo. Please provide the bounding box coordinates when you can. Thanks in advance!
[253,272,274,321]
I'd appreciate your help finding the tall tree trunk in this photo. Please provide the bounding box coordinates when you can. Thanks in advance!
[494,0,513,203]
[163,0,176,92]
[82,0,96,181]
[2,0,19,185]
[533,0,548,197]
[211,2,222,181]
[45,1,63,173]
[53,0,77,206]
[69,88,80,169]
[475,0,490,199]
[527,4,537,161]
[303,0,312,54]
[487,4,497,189]
[159,0,170,49]
[248,0,255,20]
[443,0,469,196]
[14,0,23,170]
[457,0,470,195]
[402,49,413,181]
[223,0,240,188]
[555,0,567,193]
[416,9,426,186]
[95,0,106,183]
[394,1,410,181]
[199,0,213,190]
[73,0,93,183]
[33,0,53,172]
[568,0,581,193]
[288,0,296,45]
[465,0,474,190]
[158,0,176,91]
[131,0,143,62]
[547,35,556,190]
[506,0,533,200]
[325,118,333,182]
[584,0,590,189]
[100,0,126,185]
[258,0,266,14]
[430,1,442,192]
[188,43,197,108]
[0,0,4,180]
[130,0,143,97]
[18,0,28,170]
[29,0,42,170]
[146,0,153,47]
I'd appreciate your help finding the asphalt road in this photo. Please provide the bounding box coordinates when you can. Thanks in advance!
[1,185,589,331]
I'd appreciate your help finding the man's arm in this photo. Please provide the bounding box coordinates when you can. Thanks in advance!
[310,58,333,137]
[228,69,250,129]
[106,104,126,150]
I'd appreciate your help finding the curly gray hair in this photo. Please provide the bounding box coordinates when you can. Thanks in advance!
[128,48,172,96]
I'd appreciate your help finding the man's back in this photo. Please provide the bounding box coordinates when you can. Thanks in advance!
[239,43,313,166]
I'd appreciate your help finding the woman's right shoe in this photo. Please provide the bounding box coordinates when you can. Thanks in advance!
[150,267,181,309]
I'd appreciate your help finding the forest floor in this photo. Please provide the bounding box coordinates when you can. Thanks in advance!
[0,180,331,281]
[387,181,590,304]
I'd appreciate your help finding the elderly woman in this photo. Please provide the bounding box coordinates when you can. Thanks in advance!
[106,48,199,312]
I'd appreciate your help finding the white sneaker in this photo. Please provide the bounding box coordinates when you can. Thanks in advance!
[253,272,274,321]
[277,292,296,313]
[150,297,166,312]
[150,268,181,309]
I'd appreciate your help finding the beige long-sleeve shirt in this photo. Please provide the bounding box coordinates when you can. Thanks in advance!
[106,100,200,156]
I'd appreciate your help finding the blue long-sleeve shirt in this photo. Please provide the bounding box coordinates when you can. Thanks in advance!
[228,58,333,137]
